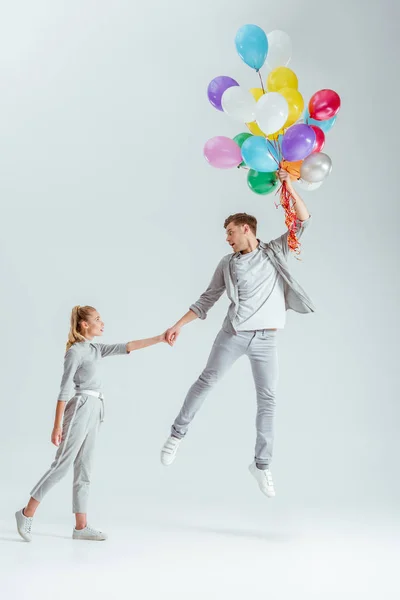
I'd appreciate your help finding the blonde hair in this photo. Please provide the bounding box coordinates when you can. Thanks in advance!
[66,305,96,353]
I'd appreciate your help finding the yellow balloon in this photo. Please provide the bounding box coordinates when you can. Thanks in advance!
[246,120,265,136]
[267,128,285,140]
[249,87,265,102]
[278,87,304,128]
[267,67,298,92]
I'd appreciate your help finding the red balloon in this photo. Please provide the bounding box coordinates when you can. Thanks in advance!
[309,89,341,121]
[310,125,325,153]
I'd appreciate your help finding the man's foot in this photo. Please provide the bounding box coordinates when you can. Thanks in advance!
[15,508,33,542]
[249,461,275,498]
[72,525,107,541]
[161,435,182,466]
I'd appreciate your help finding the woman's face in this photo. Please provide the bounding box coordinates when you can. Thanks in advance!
[82,311,104,339]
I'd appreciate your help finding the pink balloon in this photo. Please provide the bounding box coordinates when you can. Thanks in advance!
[203,136,242,169]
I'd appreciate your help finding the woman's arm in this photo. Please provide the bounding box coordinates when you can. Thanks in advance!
[51,401,66,446]
[126,333,166,353]
[51,347,81,446]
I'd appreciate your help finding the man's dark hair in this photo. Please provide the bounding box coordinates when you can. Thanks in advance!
[224,213,257,236]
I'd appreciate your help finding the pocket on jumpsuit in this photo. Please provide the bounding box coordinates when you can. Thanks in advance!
[61,395,88,442]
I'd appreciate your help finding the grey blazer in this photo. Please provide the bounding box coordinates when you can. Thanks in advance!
[189,227,315,335]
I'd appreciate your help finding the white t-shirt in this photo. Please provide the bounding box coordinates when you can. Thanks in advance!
[234,246,286,330]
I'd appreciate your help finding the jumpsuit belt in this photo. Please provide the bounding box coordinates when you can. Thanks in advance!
[75,389,105,423]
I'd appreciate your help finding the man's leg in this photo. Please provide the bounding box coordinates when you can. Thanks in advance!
[247,330,279,469]
[171,329,249,438]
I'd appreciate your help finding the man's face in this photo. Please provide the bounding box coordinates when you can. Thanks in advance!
[225,221,250,253]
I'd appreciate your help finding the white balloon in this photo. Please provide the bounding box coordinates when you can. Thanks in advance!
[266,30,292,69]
[221,86,257,122]
[295,179,323,192]
[255,92,288,135]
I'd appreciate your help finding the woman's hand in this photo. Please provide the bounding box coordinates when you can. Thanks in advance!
[159,332,169,344]
[51,426,62,447]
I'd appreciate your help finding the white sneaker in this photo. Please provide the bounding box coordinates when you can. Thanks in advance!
[15,508,33,542]
[161,435,182,466]
[72,525,107,541]
[249,461,276,498]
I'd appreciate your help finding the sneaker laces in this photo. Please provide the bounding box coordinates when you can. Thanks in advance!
[25,518,32,534]
[85,525,101,535]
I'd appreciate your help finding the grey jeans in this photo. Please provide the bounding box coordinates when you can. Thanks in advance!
[172,329,279,467]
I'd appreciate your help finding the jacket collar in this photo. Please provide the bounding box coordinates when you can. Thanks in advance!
[232,239,267,260]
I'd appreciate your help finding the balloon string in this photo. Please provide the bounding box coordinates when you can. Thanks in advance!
[257,70,265,94]
[276,180,301,256]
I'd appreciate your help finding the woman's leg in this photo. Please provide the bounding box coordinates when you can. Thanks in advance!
[23,497,40,518]
[29,396,89,505]
[72,403,101,529]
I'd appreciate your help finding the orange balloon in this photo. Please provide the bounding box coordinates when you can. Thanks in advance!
[281,160,303,181]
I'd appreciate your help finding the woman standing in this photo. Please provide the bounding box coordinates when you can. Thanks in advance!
[16,305,166,542]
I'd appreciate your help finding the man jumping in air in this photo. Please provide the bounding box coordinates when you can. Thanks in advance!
[161,169,315,498]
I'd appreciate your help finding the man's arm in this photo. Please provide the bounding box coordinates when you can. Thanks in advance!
[271,169,311,258]
[166,258,226,345]
[165,310,198,345]
[279,168,310,221]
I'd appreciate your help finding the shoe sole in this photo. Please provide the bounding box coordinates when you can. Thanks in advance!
[16,528,32,542]
[72,537,107,541]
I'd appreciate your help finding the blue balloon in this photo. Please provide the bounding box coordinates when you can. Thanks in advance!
[304,109,337,133]
[241,137,279,173]
[235,24,268,71]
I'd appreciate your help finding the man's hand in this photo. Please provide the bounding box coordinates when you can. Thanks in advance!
[166,325,181,346]
[278,168,310,221]
[278,168,293,189]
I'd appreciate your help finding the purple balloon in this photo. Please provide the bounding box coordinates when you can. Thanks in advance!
[207,76,239,111]
[282,124,316,162]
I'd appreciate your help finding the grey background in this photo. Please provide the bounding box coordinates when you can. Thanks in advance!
[0,0,398,527]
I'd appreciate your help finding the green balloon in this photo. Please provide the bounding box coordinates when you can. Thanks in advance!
[233,132,253,147]
[247,170,279,195]
[233,133,253,167]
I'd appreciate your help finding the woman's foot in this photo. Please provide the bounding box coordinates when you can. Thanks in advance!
[15,508,33,542]
[72,525,107,541]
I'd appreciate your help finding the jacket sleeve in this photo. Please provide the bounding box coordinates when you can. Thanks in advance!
[272,215,312,259]
[189,258,226,320]
[57,348,81,402]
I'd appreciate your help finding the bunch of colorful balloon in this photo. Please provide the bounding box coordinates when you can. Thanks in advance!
[203,24,341,251]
